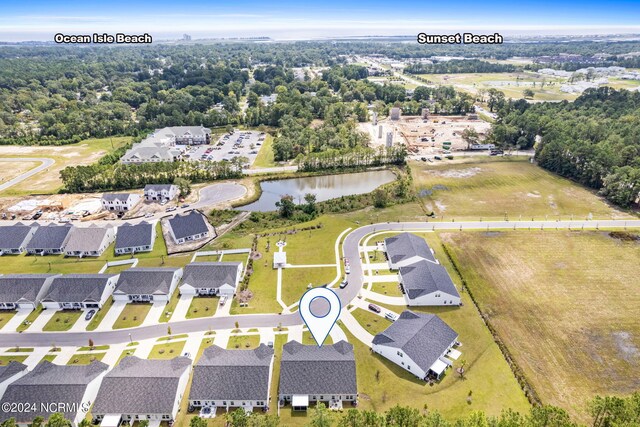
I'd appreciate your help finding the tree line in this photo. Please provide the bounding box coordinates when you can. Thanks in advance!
[404,59,518,75]
[489,87,640,208]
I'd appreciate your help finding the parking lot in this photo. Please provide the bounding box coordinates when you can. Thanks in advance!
[185,130,266,167]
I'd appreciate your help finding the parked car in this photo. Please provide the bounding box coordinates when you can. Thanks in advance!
[220,296,228,306]
[368,304,382,313]
[85,309,96,321]
[166,206,177,212]
[181,204,190,208]
[144,213,154,218]
[339,278,348,289]
[345,265,351,274]
[385,312,398,322]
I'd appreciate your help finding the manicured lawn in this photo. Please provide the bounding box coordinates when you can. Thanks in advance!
[78,345,109,351]
[442,230,640,422]
[281,267,335,306]
[302,330,333,346]
[148,341,186,359]
[351,309,392,336]
[220,252,249,264]
[160,290,181,323]
[370,281,403,297]
[116,349,136,365]
[67,352,106,365]
[185,297,218,319]
[410,157,630,220]
[86,298,113,331]
[227,335,261,349]
[0,355,27,365]
[0,311,16,329]
[112,304,152,329]
[6,347,33,352]
[43,310,82,332]
[251,133,275,168]
[42,354,57,363]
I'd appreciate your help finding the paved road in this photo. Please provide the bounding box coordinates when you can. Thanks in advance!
[1,219,639,347]
[0,157,55,192]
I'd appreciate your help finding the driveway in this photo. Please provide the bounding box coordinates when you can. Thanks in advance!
[171,295,193,321]
[96,302,128,331]
[25,309,56,332]
[2,309,32,332]
[69,311,93,332]
[142,302,167,326]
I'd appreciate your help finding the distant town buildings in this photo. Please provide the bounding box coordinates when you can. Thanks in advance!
[121,126,211,164]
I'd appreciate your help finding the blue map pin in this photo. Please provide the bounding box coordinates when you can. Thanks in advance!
[299,287,341,346]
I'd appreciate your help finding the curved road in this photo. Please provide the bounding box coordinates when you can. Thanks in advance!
[0,157,55,192]
[1,218,639,346]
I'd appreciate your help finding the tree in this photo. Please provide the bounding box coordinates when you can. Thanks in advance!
[45,413,72,427]
[31,417,44,427]
[226,408,249,427]
[174,177,192,197]
[461,128,479,150]
[190,416,207,427]
[137,421,149,427]
[385,405,422,426]
[523,89,535,99]
[88,339,94,350]
[309,403,333,427]
[373,189,389,208]
[302,193,317,216]
[1,419,17,427]
[276,194,296,218]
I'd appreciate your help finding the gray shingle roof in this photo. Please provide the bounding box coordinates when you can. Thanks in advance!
[102,193,134,203]
[160,126,211,137]
[115,268,179,295]
[42,274,114,303]
[92,356,191,416]
[0,361,27,384]
[0,361,108,423]
[400,260,460,300]
[279,341,357,396]
[144,184,176,192]
[0,274,57,304]
[25,224,72,251]
[190,345,273,402]
[168,211,209,240]
[64,226,111,253]
[122,145,176,162]
[115,222,154,250]
[384,233,435,265]
[0,223,35,251]
[372,311,458,372]
[182,262,241,291]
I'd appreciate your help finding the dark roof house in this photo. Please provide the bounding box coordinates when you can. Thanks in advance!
[190,345,273,405]
[0,361,108,424]
[114,222,155,254]
[167,211,210,244]
[384,232,435,267]
[114,268,181,299]
[279,341,357,398]
[0,223,37,254]
[399,260,460,300]
[0,274,58,308]
[25,224,73,254]
[92,356,191,417]
[41,274,116,309]
[0,361,28,385]
[180,262,242,296]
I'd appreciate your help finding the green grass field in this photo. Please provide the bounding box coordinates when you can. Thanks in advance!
[86,298,113,331]
[351,309,392,335]
[411,157,630,220]
[370,281,403,297]
[442,230,640,422]
[251,134,276,168]
[67,352,106,365]
[301,330,333,346]
[0,311,16,329]
[148,340,186,359]
[43,310,81,331]
[0,355,28,365]
[112,304,152,329]
[281,267,335,306]
[226,334,261,349]
[185,296,218,319]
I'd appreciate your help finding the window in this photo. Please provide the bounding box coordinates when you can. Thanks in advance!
[397,351,403,357]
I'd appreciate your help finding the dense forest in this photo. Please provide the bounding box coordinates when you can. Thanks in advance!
[404,59,518,74]
[490,87,640,208]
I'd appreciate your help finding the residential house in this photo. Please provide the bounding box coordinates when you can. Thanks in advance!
[384,232,436,269]
[372,310,459,380]
[101,193,141,212]
[0,361,108,426]
[279,341,357,411]
[399,260,461,306]
[179,262,242,297]
[0,223,37,255]
[189,345,274,412]
[64,226,116,258]
[167,211,210,244]
[41,274,118,310]
[0,362,28,401]
[113,268,183,303]
[120,144,182,164]
[25,224,73,255]
[0,274,58,310]
[144,184,179,202]
[114,222,155,255]
[92,356,191,425]
[259,94,278,105]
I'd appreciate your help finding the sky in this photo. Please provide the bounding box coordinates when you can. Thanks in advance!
[1,0,640,41]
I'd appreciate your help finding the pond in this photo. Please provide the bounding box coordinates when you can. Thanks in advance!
[237,170,396,212]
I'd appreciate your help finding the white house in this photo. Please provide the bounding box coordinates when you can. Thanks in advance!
[101,193,141,212]
[179,262,242,297]
[41,274,118,310]
[372,310,459,381]
[64,226,116,258]
[167,211,210,245]
[0,362,28,401]
[144,184,179,202]
[279,341,357,411]
[398,260,461,306]
[0,361,108,426]
[0,274,59,310]
[113,268,183,303]
[0,223,37,255]
[189,344,274,412]
[92,356,191,425]
[114,222,155,255]
[273,252,287,269]
[384,233,436,270]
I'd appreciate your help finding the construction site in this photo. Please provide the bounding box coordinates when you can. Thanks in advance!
[361,108,492,159]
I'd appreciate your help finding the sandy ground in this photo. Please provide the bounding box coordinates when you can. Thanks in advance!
[0,161,39,183]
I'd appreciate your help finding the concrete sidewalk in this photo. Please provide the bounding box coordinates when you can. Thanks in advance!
[339,310,373,347]
[96,302,127,331]
[143,302,167,326]
[1,309,31,332]
[26,309,56,332]
[171,295,193,321]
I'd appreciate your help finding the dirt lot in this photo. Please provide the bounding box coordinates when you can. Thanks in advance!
[362,115,491,156]
[443,230,640,422]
